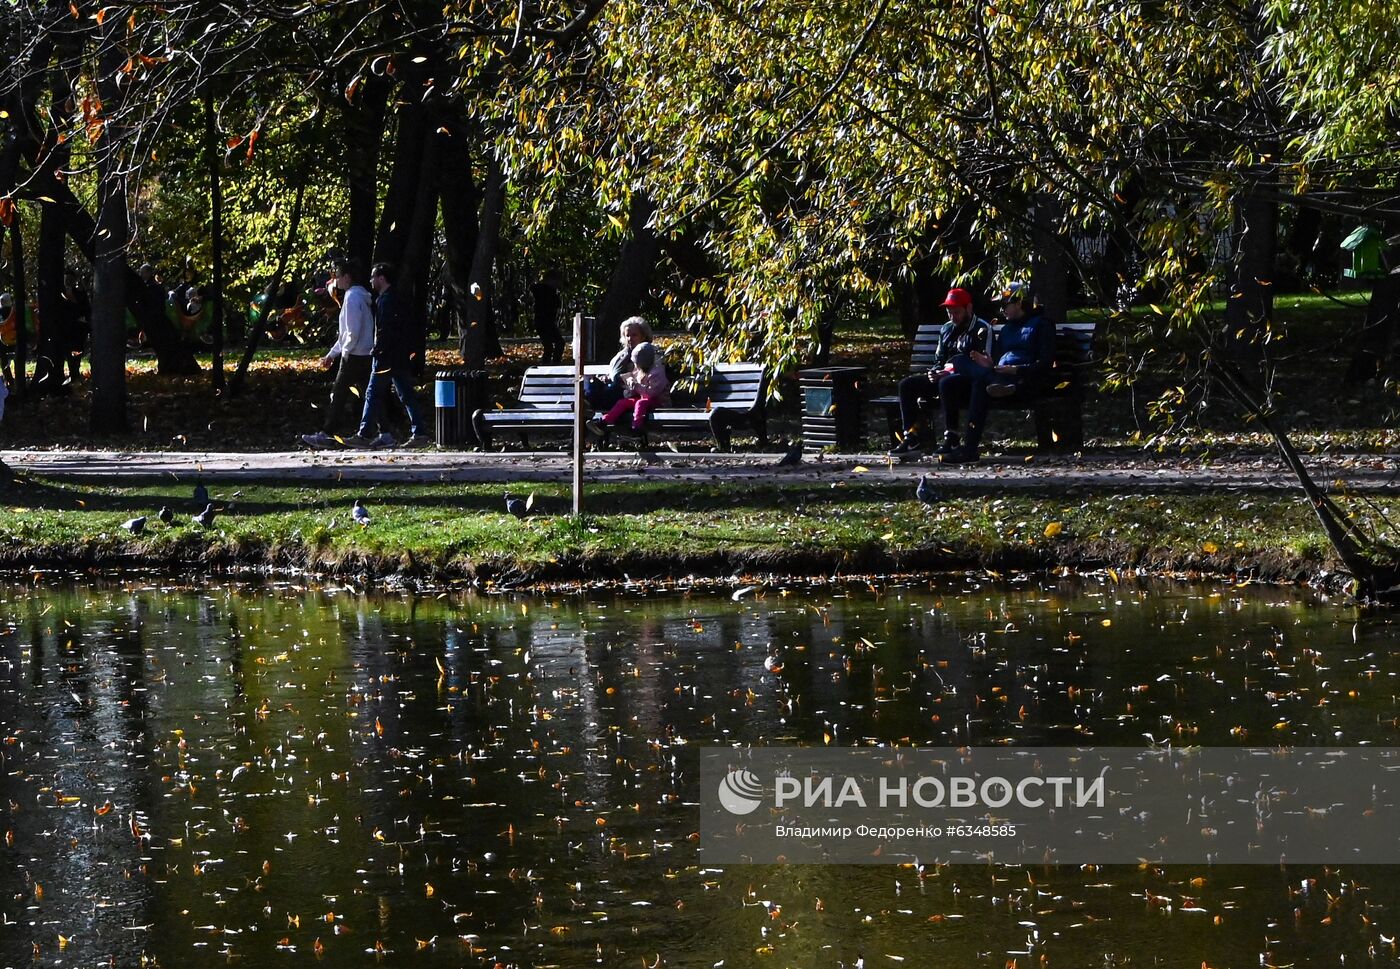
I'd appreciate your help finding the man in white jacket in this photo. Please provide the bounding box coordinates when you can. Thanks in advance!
[301,259,374,449]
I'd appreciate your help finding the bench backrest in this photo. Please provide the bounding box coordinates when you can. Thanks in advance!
[906,320,1098,371]
[672,362,766,411]
[990,320,1098,369]
[516,364,612,407]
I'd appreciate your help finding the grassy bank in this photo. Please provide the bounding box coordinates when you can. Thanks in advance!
[0,475,1368,589]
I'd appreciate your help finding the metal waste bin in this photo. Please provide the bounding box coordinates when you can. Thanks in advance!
[574,314,604,364]
[434,368,488,447]
[799,366,866,452]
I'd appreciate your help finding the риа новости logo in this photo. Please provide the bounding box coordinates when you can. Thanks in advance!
[717,769,764,815]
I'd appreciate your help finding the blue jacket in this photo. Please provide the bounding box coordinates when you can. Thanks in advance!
[994,311,1055,383]
[372,287,415,369]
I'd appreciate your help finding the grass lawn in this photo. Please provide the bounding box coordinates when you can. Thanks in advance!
[0,475,1373,587]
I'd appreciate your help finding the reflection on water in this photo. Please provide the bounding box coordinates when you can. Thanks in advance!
[1,576,1398,967]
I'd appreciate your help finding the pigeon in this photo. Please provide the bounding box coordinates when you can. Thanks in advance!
[775,443,803,467]
[122,516,146,536]
[505,494,527,519]
[157,506,174,525]
[352,499,371,527]
[193,503,217,528]
[916,474,939,506]
[193,481,210,506]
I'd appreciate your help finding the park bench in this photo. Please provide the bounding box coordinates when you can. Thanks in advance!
[593,363,769,452]
[871,319,1099,451]
[472,364,611,448]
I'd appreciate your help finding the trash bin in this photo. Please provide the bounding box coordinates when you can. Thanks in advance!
[574,314,603,364]
[799,366,866,452]
[434,368,488,447]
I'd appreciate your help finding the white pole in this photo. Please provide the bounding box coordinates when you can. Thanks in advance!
[572,312,584,517]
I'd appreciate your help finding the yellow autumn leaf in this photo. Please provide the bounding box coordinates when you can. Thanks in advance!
[1044,522,1063,538]
[1202,541,1219,554]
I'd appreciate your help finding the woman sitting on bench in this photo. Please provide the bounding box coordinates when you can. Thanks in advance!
[938,281,1054,465]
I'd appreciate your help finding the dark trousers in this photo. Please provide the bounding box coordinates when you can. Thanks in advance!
[323,353,372,434]
[536,322,564,365]
[940,373,1036,450]
[359,364,427,438]
[585,375,625,412]
[897,371,944,439]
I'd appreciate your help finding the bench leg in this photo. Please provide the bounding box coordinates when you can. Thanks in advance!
[1033,404,1055,452]
[1055,400,1085,452]
[709,411,733,452]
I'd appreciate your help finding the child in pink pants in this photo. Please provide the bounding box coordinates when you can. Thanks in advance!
[594,341,669,433]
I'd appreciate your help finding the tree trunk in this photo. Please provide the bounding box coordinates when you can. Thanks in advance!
[396,123,440,374]
[32,200,68,394]
[374,103,429,269]
[458,161,506,364]
[1031,195,1071,323]
[596,191,660,333]
[8,206,30,393]
[89,35,128,434]
[345,79,388,270]
[438,124,484,365]
[1224,183,1278,365]
[206,92,226,393]
[1343,272,1400,387]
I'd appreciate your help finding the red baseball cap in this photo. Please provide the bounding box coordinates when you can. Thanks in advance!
[940,288,973,309]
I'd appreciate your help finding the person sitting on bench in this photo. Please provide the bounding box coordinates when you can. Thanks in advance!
[888,287,992,459]
[938,281,1054,465]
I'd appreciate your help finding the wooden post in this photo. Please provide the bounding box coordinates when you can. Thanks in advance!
[572,312,584,517]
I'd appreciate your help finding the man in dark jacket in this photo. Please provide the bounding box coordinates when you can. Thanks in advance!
[888,287,991,459]
[939,281,1055,465]
[345,263,431,449]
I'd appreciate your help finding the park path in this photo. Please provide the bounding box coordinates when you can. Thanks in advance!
[3,447,1400,492]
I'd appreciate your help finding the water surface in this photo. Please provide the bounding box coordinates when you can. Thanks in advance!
[2,576,1398,968]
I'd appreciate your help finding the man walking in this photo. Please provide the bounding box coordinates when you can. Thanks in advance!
[300,258,374,449]
[344,263,431,449]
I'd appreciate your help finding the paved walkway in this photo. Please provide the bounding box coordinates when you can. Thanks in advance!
[4,448,1400,492]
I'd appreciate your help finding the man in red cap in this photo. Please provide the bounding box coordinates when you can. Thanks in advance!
[888,287,991,459]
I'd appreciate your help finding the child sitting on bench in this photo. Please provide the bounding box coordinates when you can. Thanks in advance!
[588,341,670,440]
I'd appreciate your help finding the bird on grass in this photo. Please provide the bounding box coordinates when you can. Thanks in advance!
[775,443,803,467]
[193,504,217,528]
[916,474,939,506]
[157,506,174,525]
[193,481,210,506]
[122,516,146,536]
[504,494,527,520]
[352,499,371,527]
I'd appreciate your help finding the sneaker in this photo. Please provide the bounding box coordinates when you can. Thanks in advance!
[888,437,922,459]
[300,431,341,450]
[342,432,386,450]
[400,434,433,449]
[585,418,608,441]
[934,432,961,457]
[939,444,980,465]
[986,380,1017,398]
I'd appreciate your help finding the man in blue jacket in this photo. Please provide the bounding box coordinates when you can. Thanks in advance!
[939,281,1055,464]
[344,263,431,449]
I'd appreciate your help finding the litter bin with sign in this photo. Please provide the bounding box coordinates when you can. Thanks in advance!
[434,368,488,447]
[799,366,866,452]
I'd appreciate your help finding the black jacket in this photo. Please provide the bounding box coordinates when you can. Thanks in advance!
[371,287,415,369]
[933,316,992,370]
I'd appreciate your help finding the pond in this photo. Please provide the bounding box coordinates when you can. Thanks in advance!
[2,576,1398,968]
